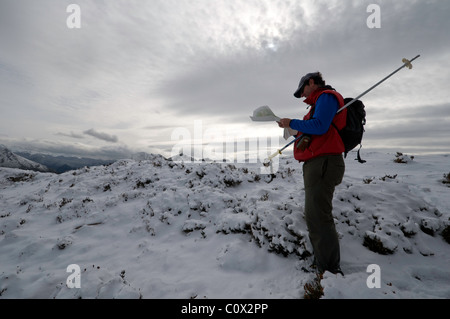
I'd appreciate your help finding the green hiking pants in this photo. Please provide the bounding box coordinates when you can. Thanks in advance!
[303,154,345,274]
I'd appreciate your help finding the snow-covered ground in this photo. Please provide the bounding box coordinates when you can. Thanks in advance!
[0,151,449,299]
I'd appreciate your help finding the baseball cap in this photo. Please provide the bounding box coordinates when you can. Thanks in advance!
[293,72,320,98]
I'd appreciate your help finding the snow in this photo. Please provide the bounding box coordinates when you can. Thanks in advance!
[0,151,449,299]
[0,144,48,172]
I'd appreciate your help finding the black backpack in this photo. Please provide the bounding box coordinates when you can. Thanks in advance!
[332,98,367,163]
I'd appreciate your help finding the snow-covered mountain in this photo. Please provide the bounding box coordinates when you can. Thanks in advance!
[0,151,449,299]
[15,151,115,174]
[0,145,49,172]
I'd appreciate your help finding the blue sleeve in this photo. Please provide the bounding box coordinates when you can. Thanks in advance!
[289,94,339,135]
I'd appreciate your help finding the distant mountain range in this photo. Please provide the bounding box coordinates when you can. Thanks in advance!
[0,145,116,173]
[0,146,221,174]
[0,144,49,172]
[15,151,116,174]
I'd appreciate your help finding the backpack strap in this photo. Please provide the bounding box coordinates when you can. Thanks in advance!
[356,145,366,164]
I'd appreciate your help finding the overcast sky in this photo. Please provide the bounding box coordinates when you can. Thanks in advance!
[1,0,449,160]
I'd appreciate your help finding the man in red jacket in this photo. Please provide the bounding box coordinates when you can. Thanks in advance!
[278,72,345,276]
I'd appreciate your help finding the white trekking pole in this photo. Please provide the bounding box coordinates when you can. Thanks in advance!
[263,55,421,168]
[336,55,421,114]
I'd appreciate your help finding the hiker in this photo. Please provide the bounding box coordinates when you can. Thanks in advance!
[277,72,346,275]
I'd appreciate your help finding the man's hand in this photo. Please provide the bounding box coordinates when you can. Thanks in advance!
[277,118,292,128]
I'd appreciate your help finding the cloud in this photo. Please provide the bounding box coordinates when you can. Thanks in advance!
[83,129,118,143]
[56,131,85,139]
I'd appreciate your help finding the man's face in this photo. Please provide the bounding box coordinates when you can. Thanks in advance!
[300,79,315,98]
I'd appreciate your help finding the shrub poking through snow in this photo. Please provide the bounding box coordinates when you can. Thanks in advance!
[442,225,450,244]
[363,232,396,255]
[393,152,414,164]
[442,172,450,186]
[303,274,324,299]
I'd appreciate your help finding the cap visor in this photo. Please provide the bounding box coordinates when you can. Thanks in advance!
[293,88,302,98]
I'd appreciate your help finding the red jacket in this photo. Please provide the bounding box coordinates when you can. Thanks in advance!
[294,88,347,162]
